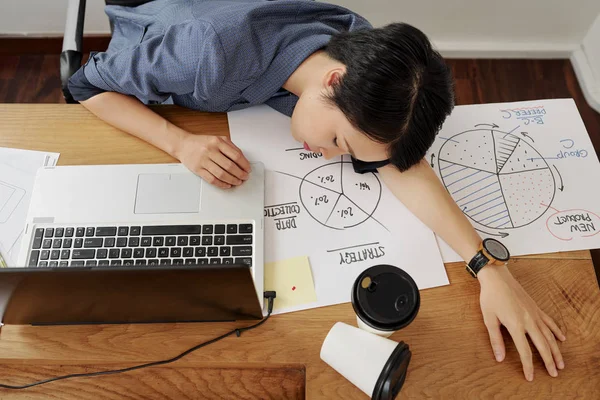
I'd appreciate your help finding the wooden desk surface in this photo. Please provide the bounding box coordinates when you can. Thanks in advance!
[0,104,598,399]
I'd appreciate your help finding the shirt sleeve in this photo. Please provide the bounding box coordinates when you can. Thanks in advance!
[71,21,224,104]
[68,66,107,102]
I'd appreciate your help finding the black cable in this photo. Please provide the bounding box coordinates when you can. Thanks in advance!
[0,293,276,390]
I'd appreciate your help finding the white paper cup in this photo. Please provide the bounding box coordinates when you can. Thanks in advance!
[320,322,411,400]
[357,315,394,337]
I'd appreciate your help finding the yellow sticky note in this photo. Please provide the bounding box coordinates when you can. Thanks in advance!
[264,256,317,311]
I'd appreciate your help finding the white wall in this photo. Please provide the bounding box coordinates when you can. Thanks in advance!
[0,0,110,35]
[571,15,600,112]
[328,0,600,57]
[582,15,600,79]
[1,0,600,58]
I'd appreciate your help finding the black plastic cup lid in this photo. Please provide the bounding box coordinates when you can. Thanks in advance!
[372,341,411,400]
[351,264,420,331]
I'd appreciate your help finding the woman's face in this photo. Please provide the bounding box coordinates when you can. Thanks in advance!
[290,88,389,162]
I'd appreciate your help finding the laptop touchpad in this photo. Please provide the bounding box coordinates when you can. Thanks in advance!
[135,173,201,214]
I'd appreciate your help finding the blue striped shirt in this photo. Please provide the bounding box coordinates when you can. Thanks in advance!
[69,0,372,117]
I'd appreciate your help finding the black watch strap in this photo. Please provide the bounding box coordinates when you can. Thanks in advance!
[466,251,490,278]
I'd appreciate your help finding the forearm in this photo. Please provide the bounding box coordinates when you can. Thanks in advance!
[80,92,188,158]
[379,159,481,262]
[379,162,564,381]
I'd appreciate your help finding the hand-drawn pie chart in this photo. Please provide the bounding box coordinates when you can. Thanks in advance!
[438,129,556,229]
[299,161,382,230]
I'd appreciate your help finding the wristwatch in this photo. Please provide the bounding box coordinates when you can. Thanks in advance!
[466,238,510,278]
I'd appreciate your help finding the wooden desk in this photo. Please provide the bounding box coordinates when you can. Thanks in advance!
[0,105,598,399]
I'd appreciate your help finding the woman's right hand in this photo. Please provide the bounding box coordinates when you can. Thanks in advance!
[79,93,250,188]
[175,134,251,189]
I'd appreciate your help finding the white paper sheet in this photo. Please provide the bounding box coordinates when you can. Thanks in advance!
[424,99,600,262]
[228,105,448,314]
[0,148,60,266]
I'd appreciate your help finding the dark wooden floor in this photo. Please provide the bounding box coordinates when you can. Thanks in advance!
[0,47,599,281]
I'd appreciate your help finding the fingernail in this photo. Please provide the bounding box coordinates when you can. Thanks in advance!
[551,368,558,377]
[495,352,503,362]
[236,179,243,185]
[558,361,565,369]
[243,174,249,180]
[527,373,534,382]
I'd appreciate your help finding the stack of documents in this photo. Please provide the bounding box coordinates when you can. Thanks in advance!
[0,148,60,266]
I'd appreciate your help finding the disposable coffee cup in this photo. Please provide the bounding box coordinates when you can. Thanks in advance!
[320,322,411,399]
[352,265,420,337]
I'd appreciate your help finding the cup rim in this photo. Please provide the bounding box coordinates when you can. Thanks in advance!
[351,264,420,331]
[372,341,411,400]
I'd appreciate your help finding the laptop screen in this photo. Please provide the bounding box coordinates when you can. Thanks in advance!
[0,265,262,325]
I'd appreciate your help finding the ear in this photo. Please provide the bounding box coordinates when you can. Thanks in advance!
[323,67,346,91]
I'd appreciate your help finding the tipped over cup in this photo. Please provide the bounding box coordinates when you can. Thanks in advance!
[320,322,411,399]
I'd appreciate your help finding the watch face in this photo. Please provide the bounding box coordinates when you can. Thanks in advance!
[483,239,510,261]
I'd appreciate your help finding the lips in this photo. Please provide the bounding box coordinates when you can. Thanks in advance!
[303,142,311,151]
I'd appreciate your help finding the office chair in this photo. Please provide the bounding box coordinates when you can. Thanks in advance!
[60,0,153,103]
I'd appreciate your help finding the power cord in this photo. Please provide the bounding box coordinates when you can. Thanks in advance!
[0,291,277,390]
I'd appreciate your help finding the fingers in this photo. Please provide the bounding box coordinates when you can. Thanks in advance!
[178,135,251,189]
[219,137,251,173]
[212,152,248,183]
[539,322,565,371]
[540,310,566,342]
[205,160,242,186]
[483,313,506,362]
[508,327,534,381]
[527,324,558,378]
[196,168,231,189]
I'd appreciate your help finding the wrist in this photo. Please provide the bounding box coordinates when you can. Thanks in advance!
[165,123,190,159]
[477,263,509,286]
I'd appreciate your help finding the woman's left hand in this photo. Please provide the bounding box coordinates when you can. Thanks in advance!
[477,264,566,381]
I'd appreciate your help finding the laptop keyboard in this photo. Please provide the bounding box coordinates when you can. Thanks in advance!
[27,223,254,268]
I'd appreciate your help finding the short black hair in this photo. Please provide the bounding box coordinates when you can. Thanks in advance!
[324,22,455,171]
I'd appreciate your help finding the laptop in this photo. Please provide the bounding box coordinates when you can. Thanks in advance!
[4,162,265,324]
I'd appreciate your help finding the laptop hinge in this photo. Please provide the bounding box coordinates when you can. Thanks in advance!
[32,217,55,224]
